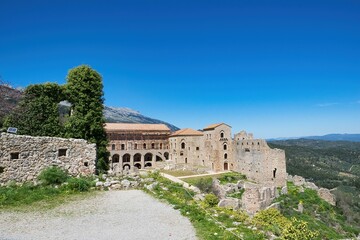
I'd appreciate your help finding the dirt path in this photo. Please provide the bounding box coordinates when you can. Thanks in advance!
[0,190,197,240]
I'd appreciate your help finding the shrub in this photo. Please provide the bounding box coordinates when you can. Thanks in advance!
[66,177,93,192]
[281,217,319,240]
[204,193,219,207]
[38,166,69,185]
[188,177,213,193]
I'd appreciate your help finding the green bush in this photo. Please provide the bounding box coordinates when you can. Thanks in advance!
[204,193,219,207]
[187,177,213,193]
[66,177,93,192]
[38,166,69,185]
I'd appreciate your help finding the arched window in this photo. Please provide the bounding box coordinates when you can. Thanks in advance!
[121,144,125,150]
[220,132,224,138]
[112,154,120,163]
[223,144,227,150]
[111,144,115,150]
[143,143,146,149]
[181,142,185,149]
[224,153,228,159]
[134,143,138,150]
[160,143,163,149]
[151,143,155,149]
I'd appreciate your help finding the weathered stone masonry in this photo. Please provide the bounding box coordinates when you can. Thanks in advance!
[0,133,96,184]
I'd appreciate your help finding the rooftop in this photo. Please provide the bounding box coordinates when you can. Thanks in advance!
[203,123,231,131]
[170,128,204,137]
[105,123,170,132]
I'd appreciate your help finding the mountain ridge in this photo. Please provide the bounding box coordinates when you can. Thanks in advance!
[268,133,360,142]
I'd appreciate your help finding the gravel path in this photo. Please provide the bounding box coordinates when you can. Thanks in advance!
[0,190,197,240]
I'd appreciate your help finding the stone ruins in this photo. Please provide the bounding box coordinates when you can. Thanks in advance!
[0,133,96,185]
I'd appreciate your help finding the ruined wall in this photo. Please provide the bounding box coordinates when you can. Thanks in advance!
[235,132,287,187]
[0,133,96,184]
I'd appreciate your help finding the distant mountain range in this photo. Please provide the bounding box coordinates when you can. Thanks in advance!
[104,106,179,131]
[268,133,360,142]
[0,86,179,131]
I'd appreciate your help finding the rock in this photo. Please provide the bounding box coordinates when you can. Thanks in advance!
[144,178,154,183]
[212,179,226,199]
[317,188,336,206]
[95,181,104,187]
[101,174,107,180]
[121,179,131,189]
[139,171,149,177]
[218,198,240,210]
[293,175,305,186]
[305,181,319,191]
[281,186,288,195]
[194,194,205,201]
[130,181,139,188]
[110,180,120,185]
[189,185,201,194]
[232,222,241,226]
[298,202,304,213]
[104,182,111,188]
[111,183,122,190]
[146,182,158,191]
[298,186,304,193]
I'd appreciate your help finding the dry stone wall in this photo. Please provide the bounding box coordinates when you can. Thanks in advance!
[0,133,96,185]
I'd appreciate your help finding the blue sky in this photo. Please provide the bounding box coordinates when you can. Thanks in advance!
[1,0,359,138]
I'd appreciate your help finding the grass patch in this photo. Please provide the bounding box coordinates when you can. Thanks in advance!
[143,171,265,240]
[0,167,96,211]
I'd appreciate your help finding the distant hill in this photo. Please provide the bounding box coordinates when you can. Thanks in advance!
[269,133,360,142]
[303,134,360,142]
[104,106,179,131]
[0,85,179,131]
[0,85,22,124]
[269,139,360,226]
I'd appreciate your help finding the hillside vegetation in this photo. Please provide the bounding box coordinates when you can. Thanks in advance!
[269,139,360,226]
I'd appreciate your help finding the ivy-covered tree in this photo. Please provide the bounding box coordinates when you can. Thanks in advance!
[64,65,109,172]
[5,83,64,136]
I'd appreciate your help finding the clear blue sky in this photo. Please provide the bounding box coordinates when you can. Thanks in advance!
[1,0,359,138]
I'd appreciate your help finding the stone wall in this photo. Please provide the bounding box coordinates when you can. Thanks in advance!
[0,133,96,184]
[235,132,287,187]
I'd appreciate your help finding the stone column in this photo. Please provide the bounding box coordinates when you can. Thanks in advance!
[130,154,134,169]
[141,155,145,169]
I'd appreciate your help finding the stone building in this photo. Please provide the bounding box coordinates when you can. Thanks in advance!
[234,131,287,187]
[105,122,286,187]
[0,133,96,184]
[105,123,171,171]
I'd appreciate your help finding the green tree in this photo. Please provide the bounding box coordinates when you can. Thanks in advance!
[5,83,64,136]
[64,65,109,172]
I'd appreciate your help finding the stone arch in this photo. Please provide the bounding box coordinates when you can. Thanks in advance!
[134,153,141,162]
[164,152,169,160]
[224,162,228,171]
[223,142,227,150]
[145,162,152,168]
[145,153,153,162]
[134,163,141,169]
[123,164,131,170]
[112,154,120,163]
[123,154,130,163]
[156,155,162,162]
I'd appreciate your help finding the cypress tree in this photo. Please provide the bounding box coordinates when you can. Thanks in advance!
[64,65,109,172]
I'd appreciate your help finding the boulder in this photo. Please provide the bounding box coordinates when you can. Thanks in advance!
[218,198,240,210]
[305,181,319,191]
[293,175,305,186]
[317,188,336,206]
[121,179,131,189]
